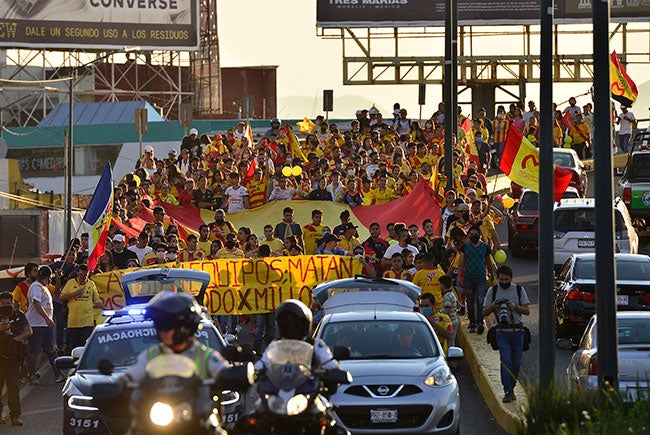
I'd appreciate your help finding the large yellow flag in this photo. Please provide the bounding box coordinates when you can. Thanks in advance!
[287,124,308,163]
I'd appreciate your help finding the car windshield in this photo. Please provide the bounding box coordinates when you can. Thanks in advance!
[77,325,223,370]
[553,152,575,168]
[123,278,205,298]
[519,192,538,211]
[320,320,439,359]
[554,209,626,233]
[592,317,650,345]
[629,155,650,182]
[574,259,650,281]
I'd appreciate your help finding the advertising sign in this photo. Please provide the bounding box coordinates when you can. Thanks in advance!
[0,0,198,50]
[317,0,650,28]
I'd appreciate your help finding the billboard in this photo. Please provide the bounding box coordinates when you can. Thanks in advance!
[0,0,198,50]
[317,0,650,28]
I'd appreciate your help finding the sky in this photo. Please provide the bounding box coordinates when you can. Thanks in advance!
[217,0,649,121]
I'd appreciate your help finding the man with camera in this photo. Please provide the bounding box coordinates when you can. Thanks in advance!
[483,266,530,403]
[0,291,33,426]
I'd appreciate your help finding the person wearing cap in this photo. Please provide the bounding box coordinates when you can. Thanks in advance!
[165,149,178,166]
[111,233,138,269]
[264,117,281,139]
[135,145,156,171]
[26,266,65,385]
[181,127,202,159]
[314,233,347,256]
[235,121,246,140]
[338,222,361,252]
[209,209,237,241]
[616,104,636,154]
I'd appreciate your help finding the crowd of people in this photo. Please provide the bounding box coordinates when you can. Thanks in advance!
[1,96,627,422]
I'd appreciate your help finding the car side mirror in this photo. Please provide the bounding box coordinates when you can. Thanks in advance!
[446,347,464,361]
[71,346,84,359]
[55,356,76,370]
[98,359,114,376]
[333,345,351,361]
[555,338,577,350]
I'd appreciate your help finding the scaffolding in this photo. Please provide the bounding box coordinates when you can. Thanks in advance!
[0,0,222,128]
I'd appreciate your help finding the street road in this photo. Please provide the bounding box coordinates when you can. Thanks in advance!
[12,173,648,435]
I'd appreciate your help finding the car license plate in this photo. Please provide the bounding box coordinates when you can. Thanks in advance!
[577,240,595,248]
[616,295,629,305]
[370,409,398,423]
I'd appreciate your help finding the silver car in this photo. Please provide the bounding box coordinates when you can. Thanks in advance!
[563,311,650,401]
[312,279,462,434]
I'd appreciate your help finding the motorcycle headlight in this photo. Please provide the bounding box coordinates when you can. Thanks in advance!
[424,366,453,387]
[68,395,98,411]
[150,402,174,427]
[266,395,286,415]
[220,389,240,406]
[286,394,309,416]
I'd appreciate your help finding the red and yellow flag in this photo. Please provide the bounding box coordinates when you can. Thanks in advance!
[610,51,638,108]
[286,124,308,164]
[244,120,254,147]
[500,125,572,201]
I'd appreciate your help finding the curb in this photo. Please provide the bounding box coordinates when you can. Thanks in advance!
[457,317,526,434]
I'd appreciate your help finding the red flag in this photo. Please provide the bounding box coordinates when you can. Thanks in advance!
[244,159,257,181]
[561,112,574,130]
[500,126,572,201]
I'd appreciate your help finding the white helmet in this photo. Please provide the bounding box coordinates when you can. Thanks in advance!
[189,128,198,136]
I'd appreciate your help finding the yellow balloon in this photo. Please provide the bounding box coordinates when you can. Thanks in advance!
[502,197,515,209]
[291,166,303,177]
[494,249,507,264]
[281,166,292,177]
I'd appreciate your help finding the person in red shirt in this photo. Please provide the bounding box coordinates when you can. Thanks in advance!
[178,178,195,208]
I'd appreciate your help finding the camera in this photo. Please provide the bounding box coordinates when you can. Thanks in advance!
[495,298,511,326]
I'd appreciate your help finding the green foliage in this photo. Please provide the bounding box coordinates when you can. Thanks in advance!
[516,381,650,435]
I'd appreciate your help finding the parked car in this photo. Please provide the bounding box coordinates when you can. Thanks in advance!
[511,149,591,198]
[554,253,650,339]
[560,311,650,401]
[617,133,650,221]
[56,268,243,434]
[507,187,579,256]
[553,197,641,269]
[312,278,463,434]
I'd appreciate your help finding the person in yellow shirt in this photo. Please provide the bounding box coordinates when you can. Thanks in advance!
[569,113,591,159]
[260,225,284,256]
[383,252,412,281]
[419,292,454,355]
[302,209,325,255]
[215,237,245,259]
[411,253,446,311]
[338,222,361,252]
[469,199,501,252]
[60,265,107,351]
[197,225,213,256]
[368,176,395,205]
[159,184,179,206]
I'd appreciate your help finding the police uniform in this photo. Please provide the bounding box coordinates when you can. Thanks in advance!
[0,308,30,421]
[122,340,228,384]
[254,338,339,371]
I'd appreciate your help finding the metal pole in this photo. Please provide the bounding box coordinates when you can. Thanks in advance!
[66,75,74,249]
[444,0,456,190]
[538,0,555,385]
[451,1,457,145]
[593,0,618,393]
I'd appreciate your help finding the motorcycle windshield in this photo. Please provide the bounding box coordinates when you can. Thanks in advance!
[145,354,197,379]
[264,340,313,391]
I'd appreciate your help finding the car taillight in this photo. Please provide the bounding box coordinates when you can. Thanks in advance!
[588,354,598,375]
[638,295,650,304]
[623,187,631,205]
[517,224,529,230]
[567,287,595,302]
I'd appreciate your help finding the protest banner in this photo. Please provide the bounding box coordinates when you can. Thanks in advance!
[90,255,363,315]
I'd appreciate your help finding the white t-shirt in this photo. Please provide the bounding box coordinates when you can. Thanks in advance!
[268,187,296,202]
[128,245,153,264]
[618,111,636,135]
[224,186,249,213]
[383,243,419,260]
[26,281,54,327]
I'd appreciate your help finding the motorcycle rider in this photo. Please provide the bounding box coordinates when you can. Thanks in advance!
[255,299,340,371]
[122,291,229,383]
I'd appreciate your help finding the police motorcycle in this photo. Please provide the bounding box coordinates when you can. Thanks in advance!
[234,300,352,435]
[89,289,255,434]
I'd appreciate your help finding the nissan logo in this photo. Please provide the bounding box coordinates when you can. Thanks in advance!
[377,386,390,396]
